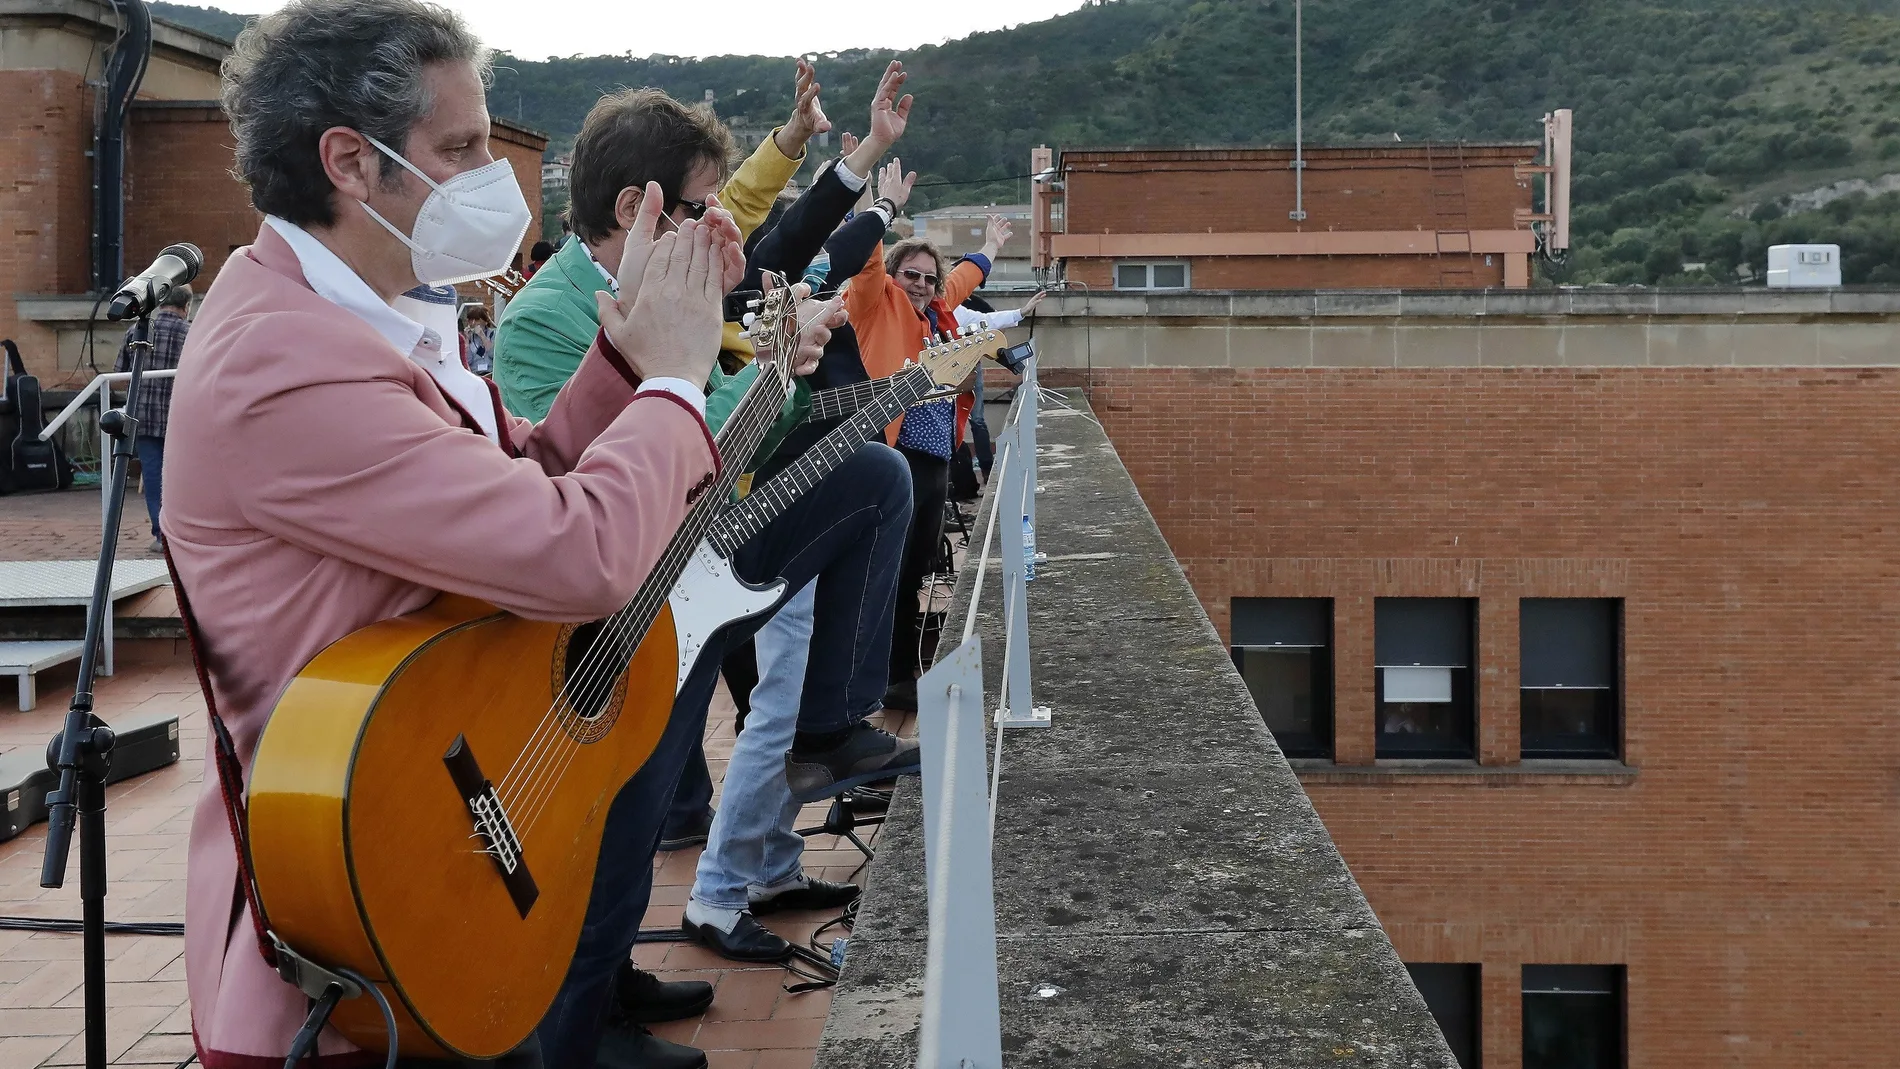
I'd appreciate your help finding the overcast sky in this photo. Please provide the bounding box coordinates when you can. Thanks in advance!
[195,0,1091,60]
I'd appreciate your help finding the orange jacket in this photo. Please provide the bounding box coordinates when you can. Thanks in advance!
[845,248,986,448]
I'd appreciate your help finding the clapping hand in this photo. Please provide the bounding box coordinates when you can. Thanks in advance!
[597,217,730,390]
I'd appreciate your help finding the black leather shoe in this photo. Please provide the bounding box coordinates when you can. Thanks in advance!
[658,806,714,851]
[751,877,861,915]
[596,1019,707,1069]
[786,722,921,804]
[681,911,789,963]
[614,961,714,1024]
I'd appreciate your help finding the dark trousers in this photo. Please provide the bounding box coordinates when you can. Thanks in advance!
[535,443,910,1069]
[891,448,950,680]
[134,434,164,539]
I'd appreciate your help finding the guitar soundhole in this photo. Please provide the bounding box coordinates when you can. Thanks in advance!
[551,621,627,743]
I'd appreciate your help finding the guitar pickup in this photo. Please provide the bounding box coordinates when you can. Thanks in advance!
[443,734,539,918]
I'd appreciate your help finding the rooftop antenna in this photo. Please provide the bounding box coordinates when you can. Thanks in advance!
[1290,0,1306,223]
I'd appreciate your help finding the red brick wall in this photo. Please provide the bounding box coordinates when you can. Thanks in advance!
[1060,144,1534,290]
[1082,366,1900,1068]
[1065,253,1506,290]
[126,105,263,297]
[0,69,94,380]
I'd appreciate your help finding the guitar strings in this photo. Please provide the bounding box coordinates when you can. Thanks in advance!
[492,288,799,811]
[499,303,797,825]
[503,289,810,834]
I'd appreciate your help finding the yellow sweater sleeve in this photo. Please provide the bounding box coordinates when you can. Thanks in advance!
[718,128,806,362]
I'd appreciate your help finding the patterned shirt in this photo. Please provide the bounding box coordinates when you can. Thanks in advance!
[113,307,188,439]
[893,307,956,460]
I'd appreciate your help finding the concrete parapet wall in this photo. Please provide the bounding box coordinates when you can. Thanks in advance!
[814,392,1456,1068]
[1027,288,1900,369]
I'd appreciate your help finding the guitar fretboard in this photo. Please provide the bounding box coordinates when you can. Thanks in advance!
[807,378,896,421]
[709,364,940,553]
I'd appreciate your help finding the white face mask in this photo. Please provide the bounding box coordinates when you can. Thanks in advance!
[359,134,532,286]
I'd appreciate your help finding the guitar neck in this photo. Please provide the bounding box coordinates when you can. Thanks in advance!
[610,354,794,640]
[807,377,892,422]
[709,364,941,554]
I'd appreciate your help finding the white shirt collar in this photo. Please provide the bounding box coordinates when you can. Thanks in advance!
[265,216,431,358]
[265,215,498,442]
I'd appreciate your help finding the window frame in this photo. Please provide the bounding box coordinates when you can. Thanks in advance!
[1375,597,1478,760]
[1521,965,1626,1069]
[1230,597,1335,759]
[1112,260,1192,290]
[1519,598,1623,761]
[1405,962,1482,1069]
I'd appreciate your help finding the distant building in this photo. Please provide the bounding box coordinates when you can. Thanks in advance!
[912,204,1033,287]
[1031,124,1572,291]
[0,0,547,383]
[542,154,571,196]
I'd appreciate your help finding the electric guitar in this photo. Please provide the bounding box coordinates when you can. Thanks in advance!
[244,296,1001,1059]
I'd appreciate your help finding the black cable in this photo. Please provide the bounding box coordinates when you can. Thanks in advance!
[337,967,398,1069]
[0,915,182,936]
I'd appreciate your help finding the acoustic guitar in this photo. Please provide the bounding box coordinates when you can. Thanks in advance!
[245,302,1003,1059]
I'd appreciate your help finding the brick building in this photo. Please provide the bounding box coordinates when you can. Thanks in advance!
[1031,137,1560,291]
[1,0,546,384]
[1025,291,1900,1067]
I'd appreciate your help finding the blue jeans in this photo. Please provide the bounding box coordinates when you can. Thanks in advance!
[134,434,164,538]
[535,443,910,1069]
[689,584,814,912]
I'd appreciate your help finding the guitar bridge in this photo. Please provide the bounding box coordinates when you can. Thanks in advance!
[443,734,539,918]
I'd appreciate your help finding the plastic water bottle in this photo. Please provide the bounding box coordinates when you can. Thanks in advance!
[1023,515,1036,582]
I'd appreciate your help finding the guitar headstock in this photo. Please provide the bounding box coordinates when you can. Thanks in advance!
[914,327,1008,387]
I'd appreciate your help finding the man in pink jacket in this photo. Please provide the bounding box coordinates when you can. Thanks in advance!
[163,2,912,1067]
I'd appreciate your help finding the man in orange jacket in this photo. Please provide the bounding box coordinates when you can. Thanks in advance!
[845,211,1011,707]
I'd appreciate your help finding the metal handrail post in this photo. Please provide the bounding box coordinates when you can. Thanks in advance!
[1022,356,1040,567]
[916,637,1003,1069]
[994,416,1049,731]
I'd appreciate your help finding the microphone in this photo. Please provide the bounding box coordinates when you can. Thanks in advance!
[107,243,203,321]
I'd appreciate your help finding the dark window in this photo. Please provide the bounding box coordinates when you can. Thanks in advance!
[1375,598,1476,758]
[1523,965,1624,1069]
[1231,598,1333,758]
[1406,963,1481,1069]
[1520,599,1620,759]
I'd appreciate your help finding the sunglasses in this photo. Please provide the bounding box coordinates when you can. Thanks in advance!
[899,268,940,287]
[669,197,710,221]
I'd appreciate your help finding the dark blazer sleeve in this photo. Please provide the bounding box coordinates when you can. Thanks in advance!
[814,211,890,294]
[743,158,865,292]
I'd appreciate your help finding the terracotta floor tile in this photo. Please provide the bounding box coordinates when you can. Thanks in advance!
[751,1049,817,1069]
[694,1016,824,1051]
[703,1050,758,1069]
[703,969,787,1023]
[113,1030,195,1065]
[770,986,833,1020]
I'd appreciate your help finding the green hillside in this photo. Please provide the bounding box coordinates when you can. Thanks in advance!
[146,0,1900,284]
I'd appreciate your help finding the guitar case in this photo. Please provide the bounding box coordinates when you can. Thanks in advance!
[0,710,181,843]
[1,339,74,494]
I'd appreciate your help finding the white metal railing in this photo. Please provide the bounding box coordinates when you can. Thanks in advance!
[40,370,177,528]
[914,351,1048,1069]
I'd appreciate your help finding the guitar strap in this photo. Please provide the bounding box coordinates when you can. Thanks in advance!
[159,546,280,968]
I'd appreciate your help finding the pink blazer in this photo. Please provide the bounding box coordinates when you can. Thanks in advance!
[166,224,716,1067]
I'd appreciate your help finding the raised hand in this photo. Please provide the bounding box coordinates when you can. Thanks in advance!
[839,131,859,157]
[982,214,1013,255]
[597,218,725,390]
[866,60,911,148]
[1019,289,1047,316]
[777,58,830,157]
[877,157,917,212]
[700,193,747,293]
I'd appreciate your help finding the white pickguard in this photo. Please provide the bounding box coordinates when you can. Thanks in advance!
[667,541,786,694]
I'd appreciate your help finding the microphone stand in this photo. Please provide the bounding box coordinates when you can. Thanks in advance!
[39,310,149,1069]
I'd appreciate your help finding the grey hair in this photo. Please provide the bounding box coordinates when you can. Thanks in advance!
[221,0,490,226]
